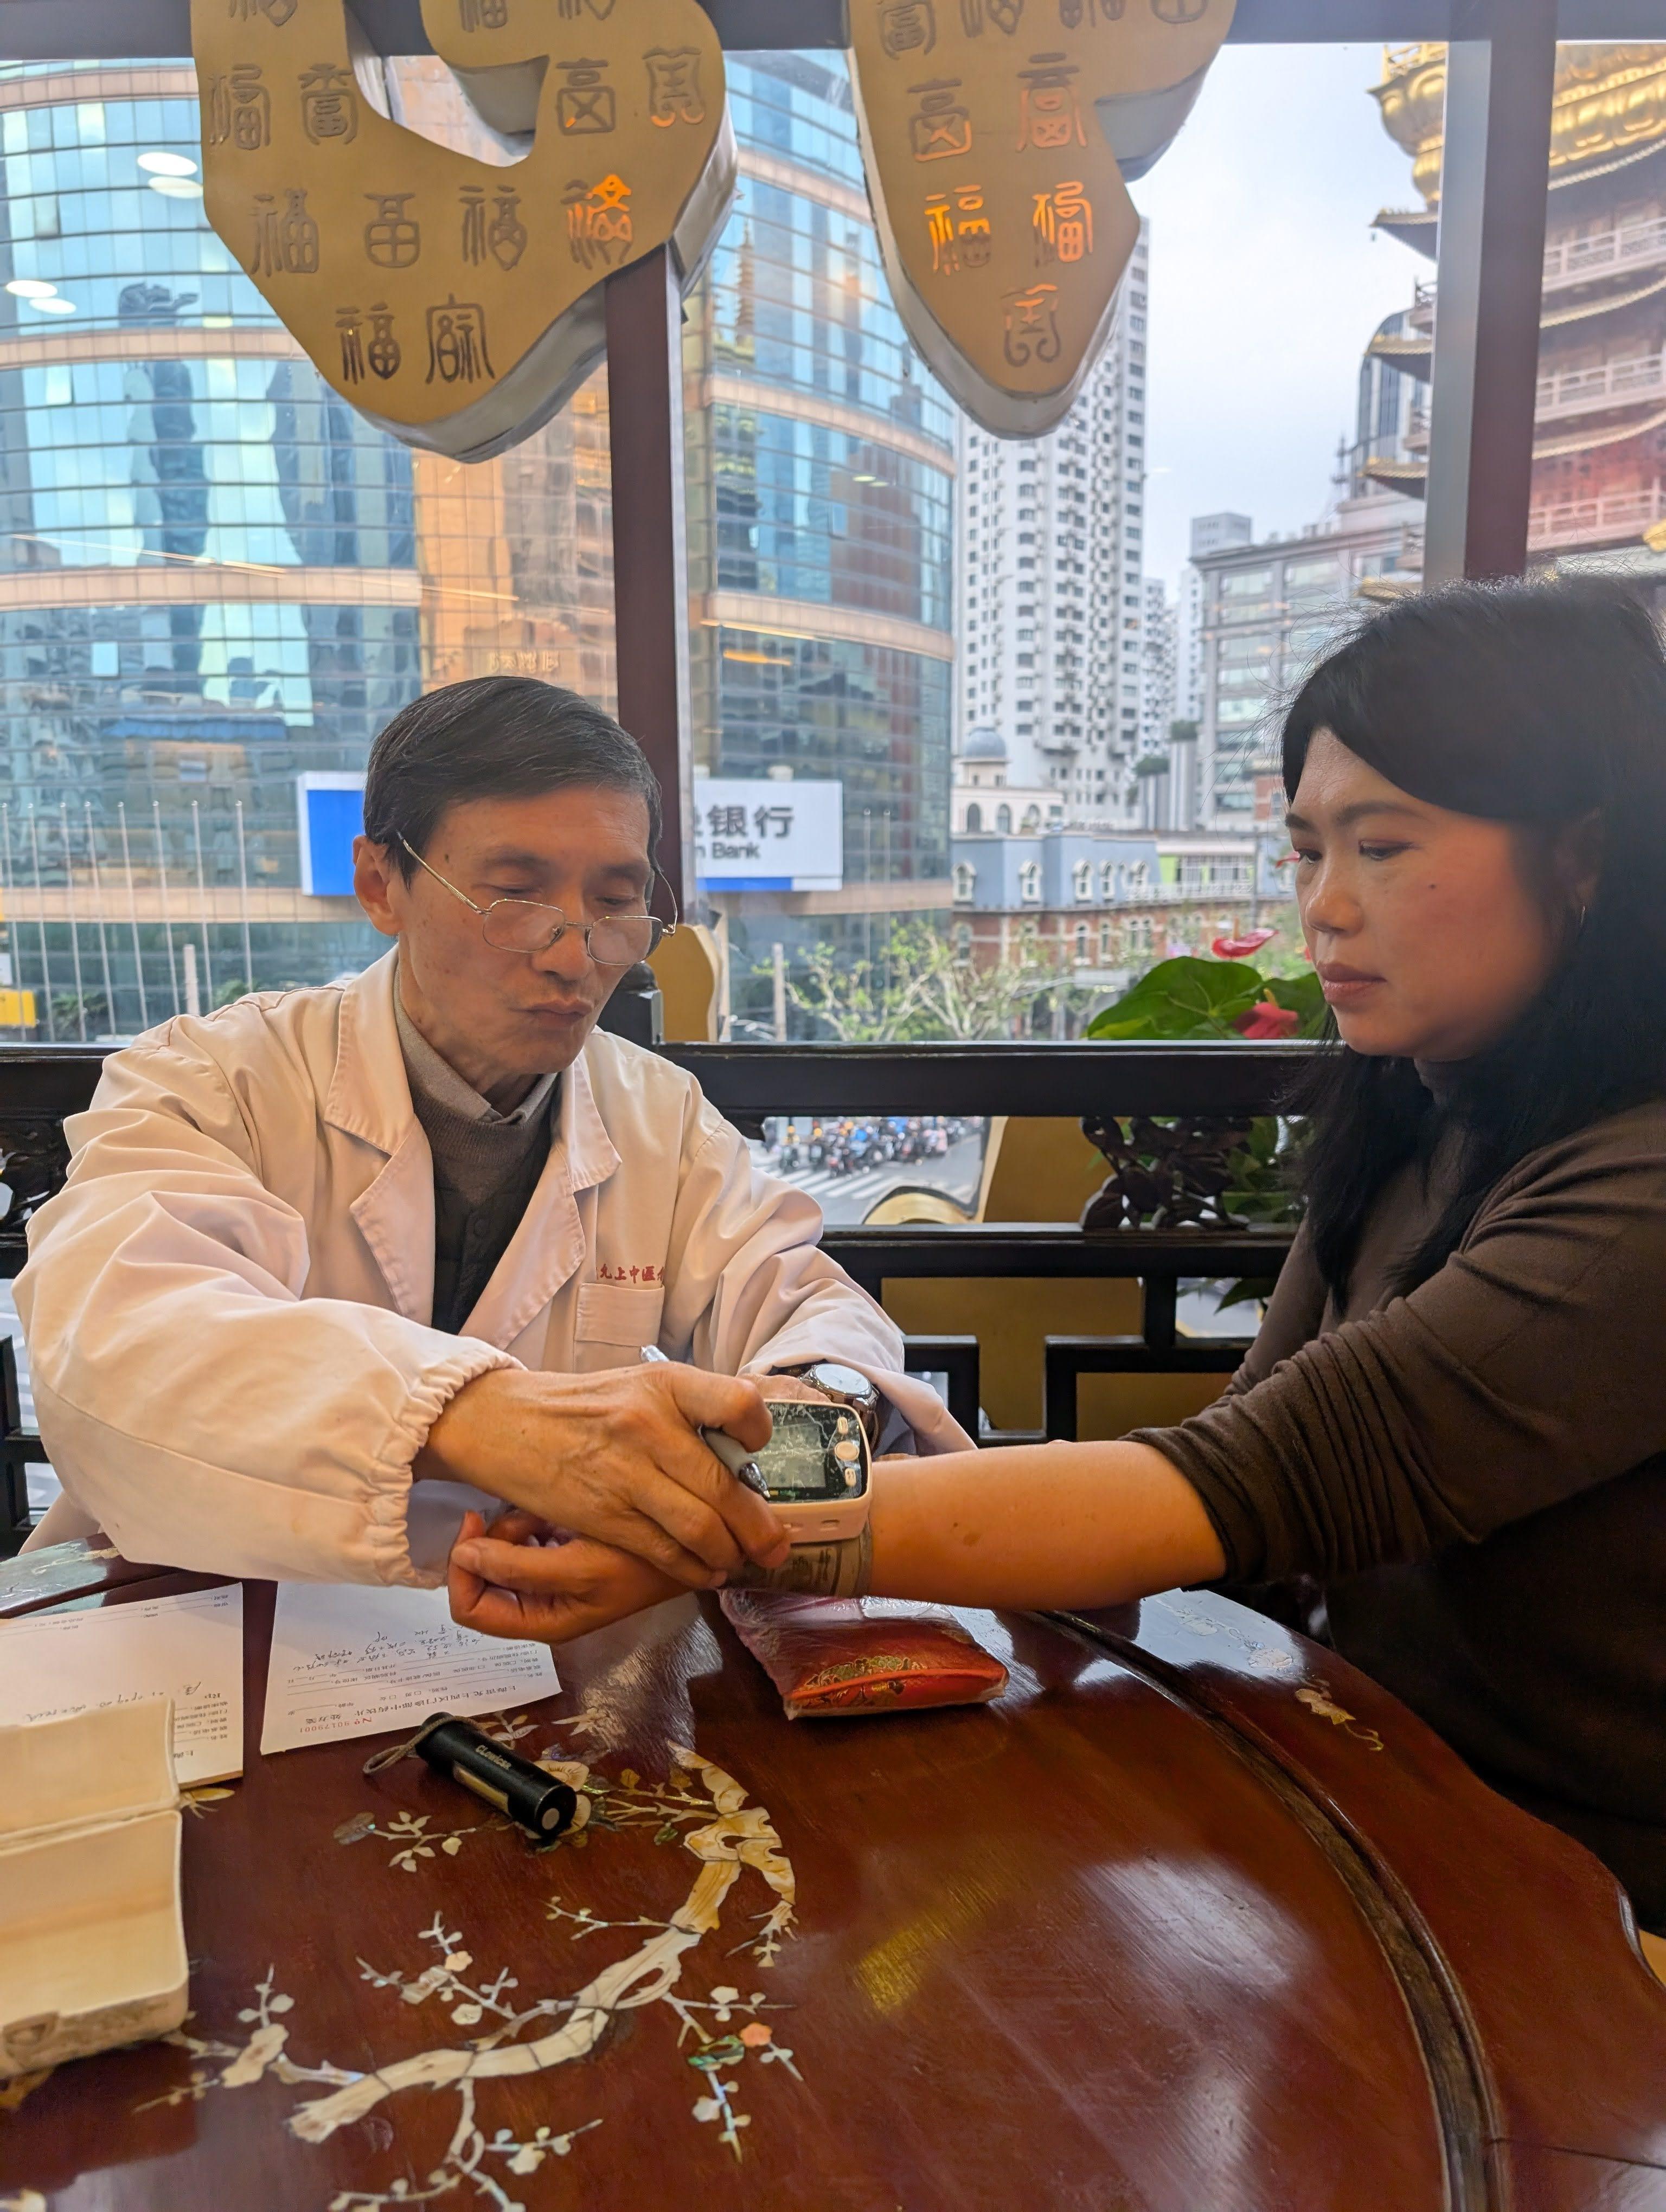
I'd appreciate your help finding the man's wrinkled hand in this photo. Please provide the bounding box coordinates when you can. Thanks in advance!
[418,1363,789,1589]
[447,1509,681,1644]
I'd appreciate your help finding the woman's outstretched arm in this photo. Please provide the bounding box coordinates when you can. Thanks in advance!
[866,1439,1226,1609]
[446,1442,1227,1643]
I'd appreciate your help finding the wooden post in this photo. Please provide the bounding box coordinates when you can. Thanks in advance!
[1423,0,1559,584]
[606,246,694,910]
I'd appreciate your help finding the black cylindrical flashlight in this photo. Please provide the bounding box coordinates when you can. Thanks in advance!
[408,1713,580,1838]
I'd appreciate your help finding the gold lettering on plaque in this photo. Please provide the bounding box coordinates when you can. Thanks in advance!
[908,77,974,159]
[363,191,421,268]
[878,1,937,59]
[1016,51,1085,147]
[459,186,528,269]
[298,61,358,143]
[425,295,494,384]
[644,46,706,126]
[204,63,271,148]
[1031,176,1092,261]
[194,0,733,461]
[249,186,318,274]
[849,0,1233,431]
[564,173,633,268]
[554,55,616,132]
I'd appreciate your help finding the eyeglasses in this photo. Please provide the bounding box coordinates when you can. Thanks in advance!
[398,837,676,967]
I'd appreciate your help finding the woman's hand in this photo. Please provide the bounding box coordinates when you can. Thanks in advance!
[447,1508,682,1644]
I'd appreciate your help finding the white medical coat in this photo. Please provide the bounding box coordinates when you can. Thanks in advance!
[16,951,966,1584]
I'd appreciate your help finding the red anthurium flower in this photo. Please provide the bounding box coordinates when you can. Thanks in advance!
[1212,928,1277,960]
[1233,1001,1300,1039]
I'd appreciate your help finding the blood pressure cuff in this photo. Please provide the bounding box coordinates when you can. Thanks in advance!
[721,1591,1008,1720]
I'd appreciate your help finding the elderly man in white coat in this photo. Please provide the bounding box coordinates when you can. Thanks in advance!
[17,677,966,1632]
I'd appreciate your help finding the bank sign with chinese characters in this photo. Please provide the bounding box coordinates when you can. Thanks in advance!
[694,780,844,893]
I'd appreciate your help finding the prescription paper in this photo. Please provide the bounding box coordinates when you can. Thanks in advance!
[260,1580,558,1756]
[0,1583,245,1785]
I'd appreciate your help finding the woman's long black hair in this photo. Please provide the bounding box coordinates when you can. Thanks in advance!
[1284,575,1666,1306]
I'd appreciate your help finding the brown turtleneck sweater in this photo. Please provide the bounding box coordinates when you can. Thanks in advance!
[1137,1097,1666,1933]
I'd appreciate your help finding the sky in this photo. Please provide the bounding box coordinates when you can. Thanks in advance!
[1126,42,1434,587]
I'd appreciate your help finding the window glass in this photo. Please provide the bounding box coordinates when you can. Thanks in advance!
[1133,43,1431,845]
[0,38,1554,1084]
[1218,567,1274,601]
[1283,555,1343,596]
[1530,43,1666,598]
[0,56,616,1036]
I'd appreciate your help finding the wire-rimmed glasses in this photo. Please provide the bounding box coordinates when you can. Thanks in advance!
[398,836,676,967]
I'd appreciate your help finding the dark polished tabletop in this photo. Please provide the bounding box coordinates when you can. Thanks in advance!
[2,1554,1664,2211]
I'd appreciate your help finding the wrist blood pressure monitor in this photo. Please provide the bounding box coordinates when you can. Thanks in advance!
[752,1399,872,1543]
[638,1347,876,1558]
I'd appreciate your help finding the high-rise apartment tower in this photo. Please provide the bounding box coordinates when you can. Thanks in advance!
[954,224,1149,824]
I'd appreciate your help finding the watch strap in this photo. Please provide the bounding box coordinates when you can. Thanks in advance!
[726,1524,872,1599]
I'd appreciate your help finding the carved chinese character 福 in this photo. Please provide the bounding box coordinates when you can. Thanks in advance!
[1016,52,1085,149]
[644,46,705,126]
[338,303,401,382]
[459,187,528,271]
[878,0,936,59]
[204,63,270,151]
[426,295,494,385]
[251,188,318,277]
[924,183,991,276]
[1002,279,1061,365]
[907,79,972,161]
[299,61,357,144]
[364,192,421,269]
[564,173,633,269]
[554,55,616,133]
[1031,179,1093,263]
[459,0,509,26]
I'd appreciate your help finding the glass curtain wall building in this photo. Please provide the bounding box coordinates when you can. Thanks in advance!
[683,53,956,1026]
[0,57,614,1037]
[0,50,953,1040]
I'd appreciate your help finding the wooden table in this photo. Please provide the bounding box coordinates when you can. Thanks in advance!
[2,1557,1664,2211]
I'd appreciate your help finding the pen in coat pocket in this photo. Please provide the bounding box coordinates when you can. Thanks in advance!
[638,1343,773,1499]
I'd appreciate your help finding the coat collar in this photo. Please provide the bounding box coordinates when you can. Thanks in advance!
[329,950,622,1340]
[325,949,417,1157]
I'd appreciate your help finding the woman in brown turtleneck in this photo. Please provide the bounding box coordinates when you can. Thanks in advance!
[451,576,1666,1939]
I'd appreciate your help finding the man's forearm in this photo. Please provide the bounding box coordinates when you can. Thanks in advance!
[867,1439,1227,1610]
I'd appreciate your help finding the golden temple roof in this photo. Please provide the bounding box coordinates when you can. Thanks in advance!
[1375,42,1666,207]
[1367,331,1433,372]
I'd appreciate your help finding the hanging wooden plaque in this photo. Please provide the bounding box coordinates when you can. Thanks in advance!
[849,0,1234,435]
[193,0,734,464]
